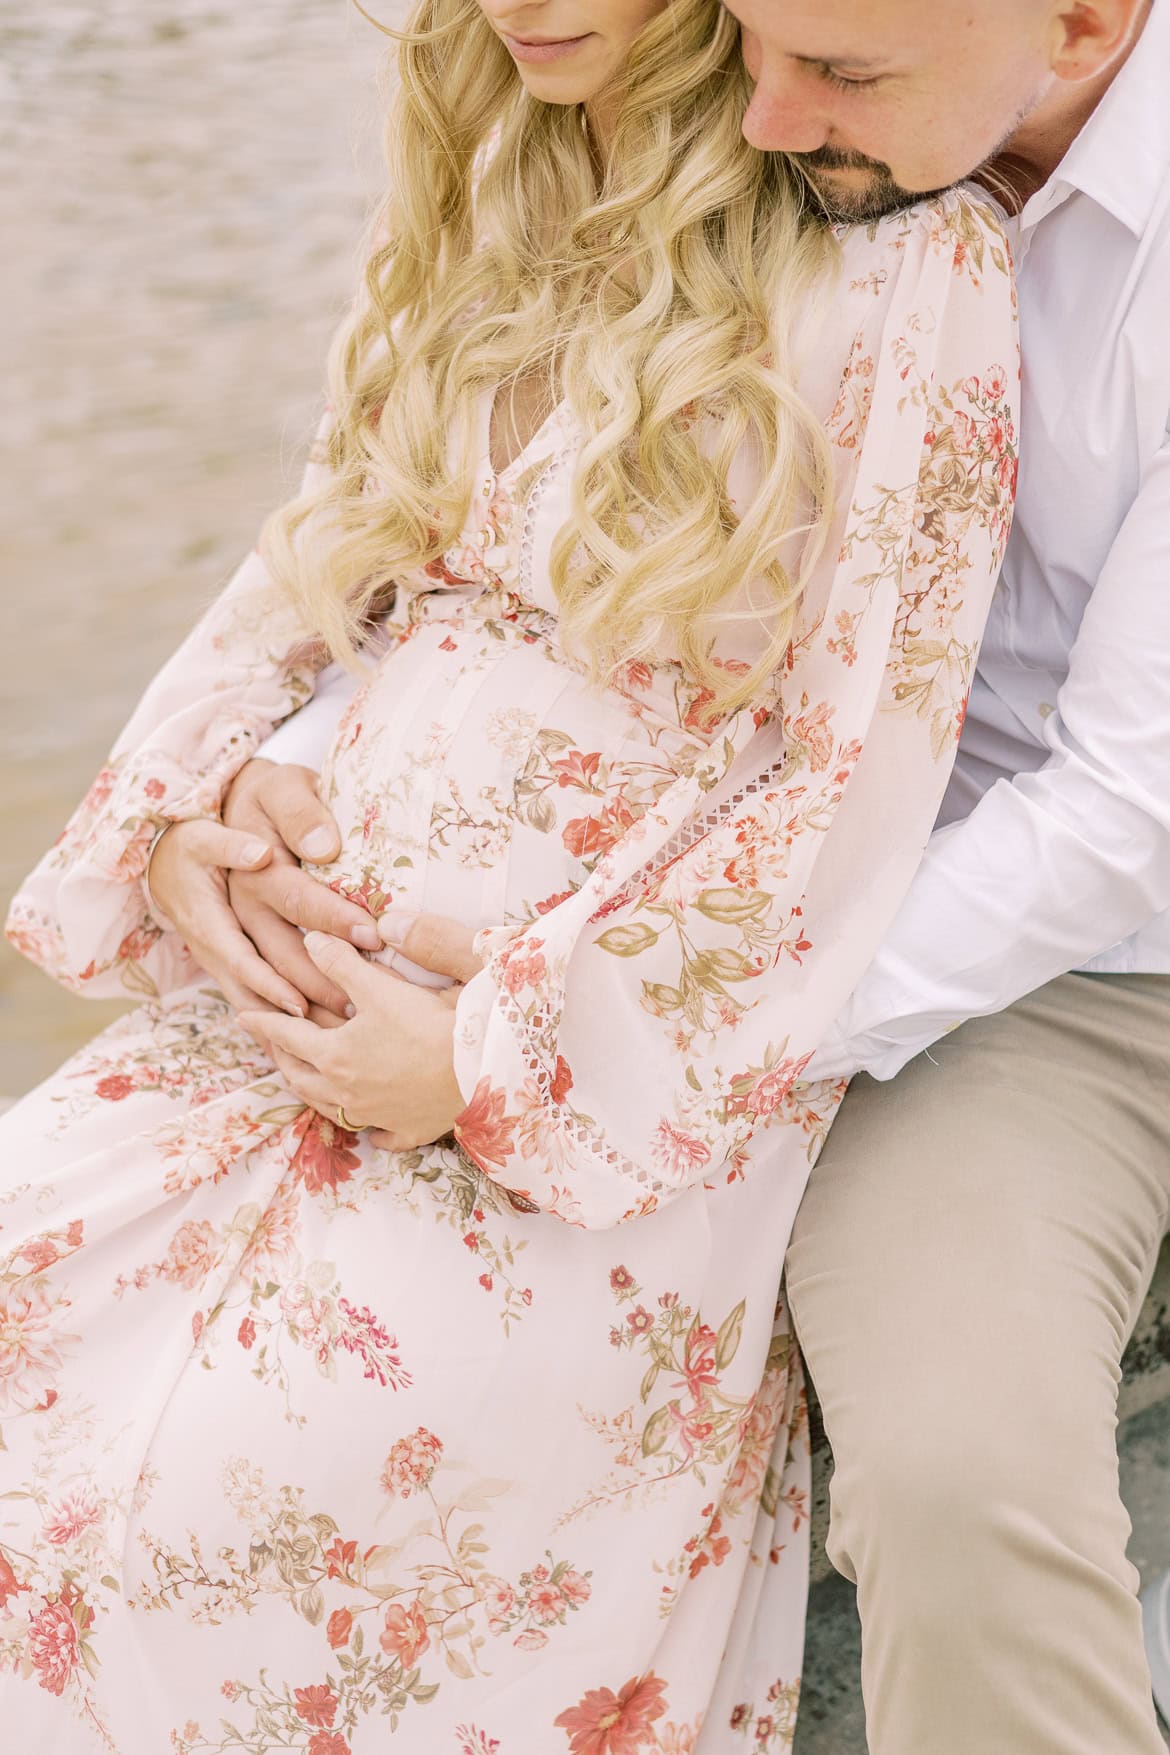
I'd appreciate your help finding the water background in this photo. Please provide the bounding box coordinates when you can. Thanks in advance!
[1,0,396,1093]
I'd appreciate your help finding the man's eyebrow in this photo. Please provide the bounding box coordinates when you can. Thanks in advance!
[791,52,889,72]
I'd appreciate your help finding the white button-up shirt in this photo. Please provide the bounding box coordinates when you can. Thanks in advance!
[258,0,1170,1083]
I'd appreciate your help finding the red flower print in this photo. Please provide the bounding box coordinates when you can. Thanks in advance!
[550,748,603,791]
[290,1110,361,1197]
[380,1427,443,1499]
[625,1306,653,1336]
[535,888,576,914]
[554,1670,670,1754]
[308,1736,351,1755]
[686,1512,732,1578]
[19,1237,60,1273]
[95,1073,135,1102]
[324,1538,358,1579]
[550,1054,574,1104]
[951,409,977,451]
[237,1315,256,1350]
[117,922,161,963]
[454,1078,518,1171]
[0,1550,30,1610]
[326,1607,353,1650]
[42,1486,103,1547]
[528,1581,565,1625]
[562,815,603,858]
[28,1597,82,1696]
[788,698,836,772]
[293,1683,338,1728]
[380,1599,430,1665]
[143,777,166,801]
[609,1266,634,1294]
[479,1273,494,1291]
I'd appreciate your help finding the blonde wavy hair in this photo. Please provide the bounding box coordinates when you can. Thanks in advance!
[259,0,838,718]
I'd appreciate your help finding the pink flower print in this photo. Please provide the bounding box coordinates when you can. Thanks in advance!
[326,1607,353,1650]
[456,1729,501,1755]
[294,1683,338,1728]
[651,1120,711,1185]
[609,1266,635,1295]
[528,1580,566,1625]
[984,364,1008,400]
[788,699,836,772]
[379,1600,430,1665]
[239,1184,300,1281]
[95,1072,135,1101]
[681,1323,720,1398]
[625,1306,654,1336]
[380,1426,443,1499]
[237,1315,256,1351]
[28,1594,86,1696]
[559,1568,592,1606]
[159,1220,219,1291]
[686,1511,732,1579]
[554,1671,670,1755]
[0,1285,73,1413]
[42,1486,103,1547]
[308,1736,351,1755]
[279,1280,333,1361]
[951,409,977,451]
[478,1574,517,1635]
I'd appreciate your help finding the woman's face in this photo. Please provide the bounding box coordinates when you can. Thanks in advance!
[475,0,670,104]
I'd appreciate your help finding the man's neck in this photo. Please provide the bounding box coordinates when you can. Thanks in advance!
[977,0,1152,212]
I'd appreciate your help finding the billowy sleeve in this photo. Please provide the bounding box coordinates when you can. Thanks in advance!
[4,402,341,1001]
[448,191,1021,1229]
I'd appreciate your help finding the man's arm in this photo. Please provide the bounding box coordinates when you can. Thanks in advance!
[807,439,1170,1083]
[250,660,359,767]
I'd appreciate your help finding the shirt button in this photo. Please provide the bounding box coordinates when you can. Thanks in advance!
[477,529,491,547]
[482,477,495,499]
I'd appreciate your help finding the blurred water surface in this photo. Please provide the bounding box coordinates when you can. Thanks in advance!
[1,0,395,1092]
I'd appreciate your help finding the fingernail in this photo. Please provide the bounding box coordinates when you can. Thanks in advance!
[344,1003,356,1019]
[303,931,327,954]
[283,1001,306,1018]
[378,909,417,948]
[243,839,269,865]
[350,921,381,951]
[302,827,336,860]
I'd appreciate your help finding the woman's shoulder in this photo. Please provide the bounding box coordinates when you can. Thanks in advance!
[831,183,1015,298]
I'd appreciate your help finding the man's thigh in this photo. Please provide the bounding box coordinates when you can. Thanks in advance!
[786,972,1170,1750]
[787,970,1170,1579]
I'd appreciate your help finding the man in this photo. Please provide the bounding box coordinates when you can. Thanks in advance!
[148,3,1170,1749]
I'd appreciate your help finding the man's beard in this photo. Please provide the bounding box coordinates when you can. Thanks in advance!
[789,145,956,224]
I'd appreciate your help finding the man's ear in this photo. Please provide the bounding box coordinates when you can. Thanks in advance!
[1049,0,1149,84]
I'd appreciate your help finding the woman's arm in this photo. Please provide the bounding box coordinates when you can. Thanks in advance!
[447,192,1020,1228]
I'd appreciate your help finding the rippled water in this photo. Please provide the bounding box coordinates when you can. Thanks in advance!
[0,1,400,1093]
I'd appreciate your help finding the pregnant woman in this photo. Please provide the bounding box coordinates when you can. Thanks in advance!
[0,0,1018,1749]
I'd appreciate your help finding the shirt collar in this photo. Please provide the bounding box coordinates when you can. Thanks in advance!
[1023,0,1170,238]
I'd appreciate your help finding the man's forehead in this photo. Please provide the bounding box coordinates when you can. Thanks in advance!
[721,0,968,63]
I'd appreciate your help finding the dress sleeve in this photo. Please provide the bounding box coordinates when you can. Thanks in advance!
[4,403,340,1001]
[449,191,1021,1229]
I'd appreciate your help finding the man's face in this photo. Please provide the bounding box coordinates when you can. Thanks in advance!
[725,0,1057,220]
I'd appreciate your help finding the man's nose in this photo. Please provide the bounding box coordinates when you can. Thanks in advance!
[742,61,832,154]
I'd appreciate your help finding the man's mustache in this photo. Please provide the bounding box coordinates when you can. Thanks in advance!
[791,145,892,176]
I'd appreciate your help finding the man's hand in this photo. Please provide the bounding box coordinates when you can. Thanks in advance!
[238,931,472,1150]
[147,818,310,1017]
[223,759,382,1017]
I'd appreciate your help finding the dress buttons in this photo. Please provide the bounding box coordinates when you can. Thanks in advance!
[477,529,491,547]
[482,477,495,499]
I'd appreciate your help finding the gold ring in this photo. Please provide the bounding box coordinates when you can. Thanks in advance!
[336,1102,361,1132]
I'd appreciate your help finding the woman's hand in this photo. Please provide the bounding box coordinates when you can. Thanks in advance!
[146,817,311,1018]
[237,929,477,1151]
[223,759,383,1017]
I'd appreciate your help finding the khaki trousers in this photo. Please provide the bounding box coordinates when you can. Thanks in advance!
[786,970,1170,1754]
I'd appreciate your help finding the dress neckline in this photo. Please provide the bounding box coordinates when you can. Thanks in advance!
[478,383,566,483]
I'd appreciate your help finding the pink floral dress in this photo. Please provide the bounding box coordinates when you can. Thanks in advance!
[1,194,1017,1755]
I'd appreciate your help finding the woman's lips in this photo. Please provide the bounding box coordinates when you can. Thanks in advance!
[501,31,593,64]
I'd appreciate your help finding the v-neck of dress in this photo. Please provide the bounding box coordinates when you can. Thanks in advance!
[479,382,566,484]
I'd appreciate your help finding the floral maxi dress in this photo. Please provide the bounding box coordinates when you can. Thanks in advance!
[0,195,1018,1755]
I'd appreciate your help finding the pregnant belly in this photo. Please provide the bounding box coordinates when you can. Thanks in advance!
[297,613,711,972]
